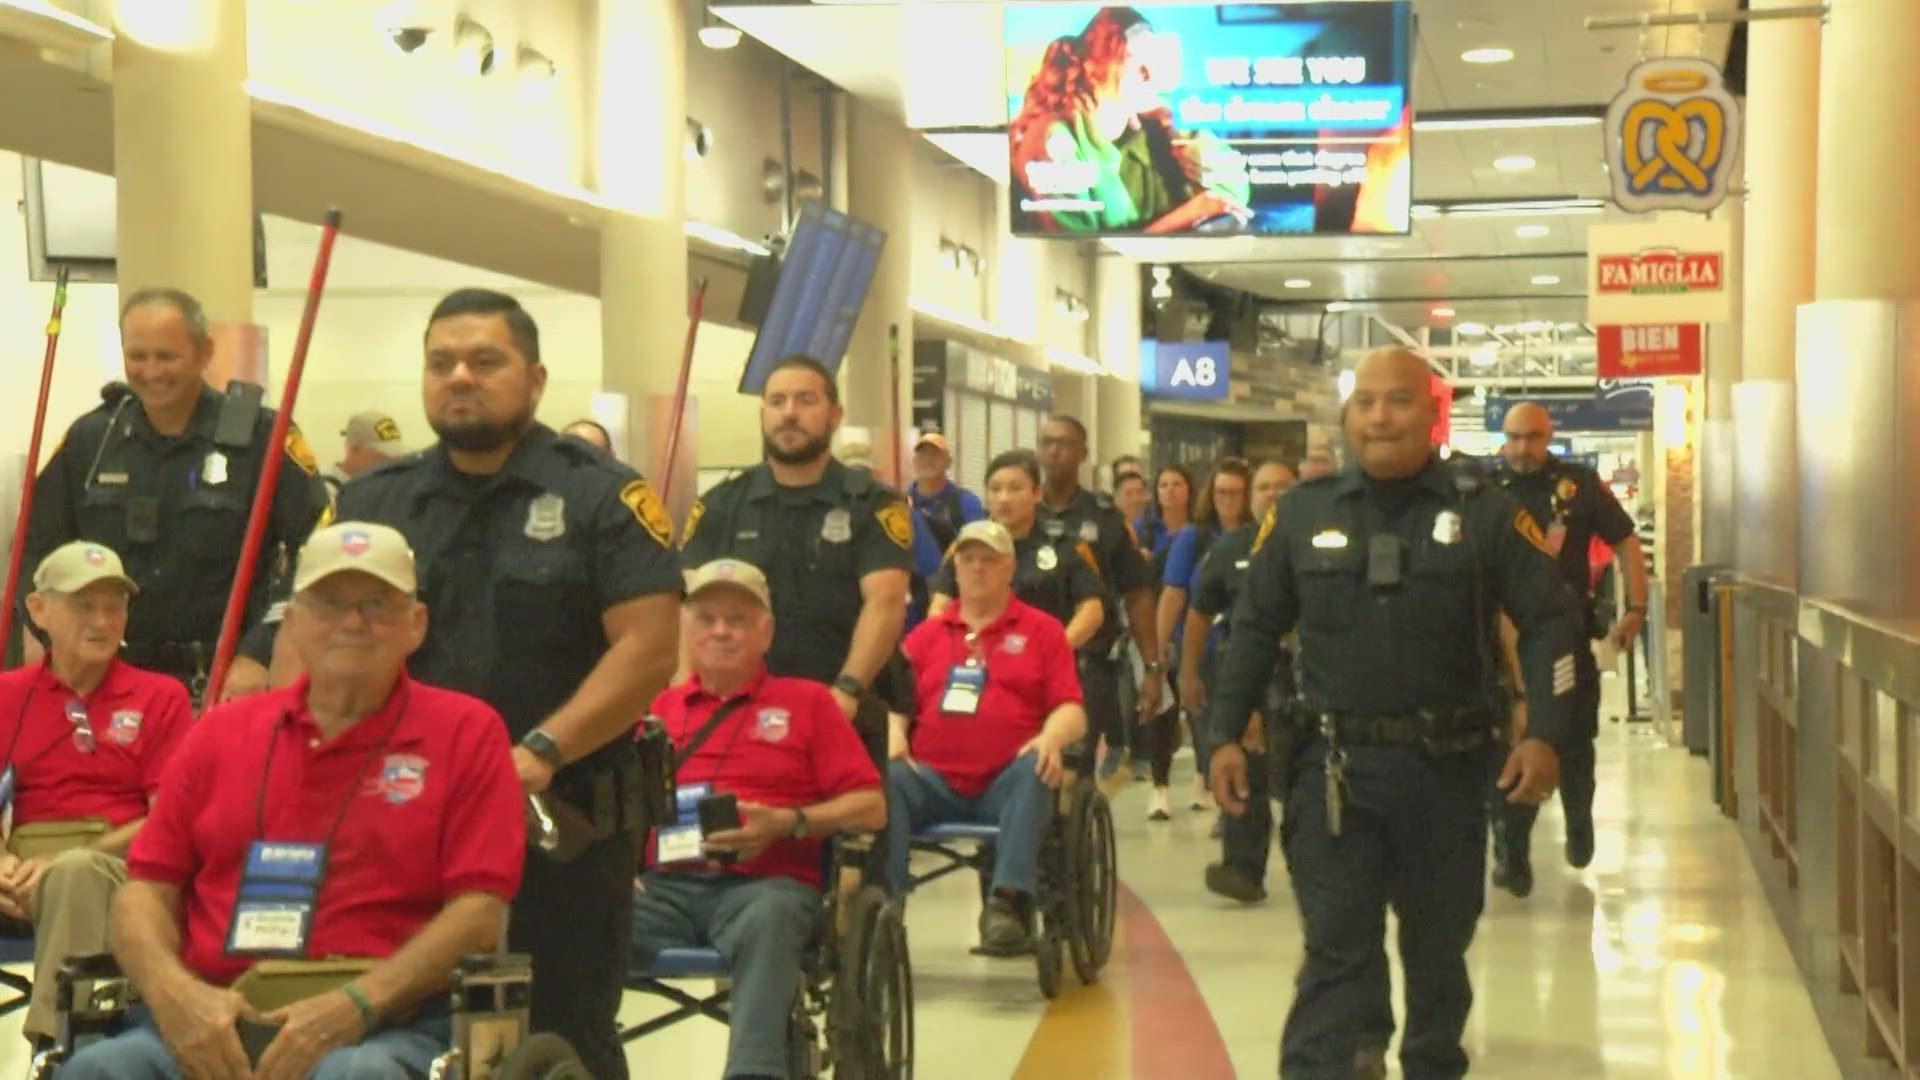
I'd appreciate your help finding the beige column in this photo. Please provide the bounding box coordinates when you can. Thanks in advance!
[1815,0,1920,300]
[1731,0,1819,586]
[842,99,915,487]
[596,0,693,521]
[1092,255,1143,475]
[111,0,255,385]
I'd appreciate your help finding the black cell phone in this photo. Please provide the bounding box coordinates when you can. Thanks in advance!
[697,792,742,865]
[234,1016,283,1067]
[1366,535,1403,588]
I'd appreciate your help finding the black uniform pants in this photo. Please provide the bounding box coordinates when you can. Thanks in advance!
[1279,739,1494,1080]
[1221,749,1273,882]
[1079,652,1125,756]
[1498,648,1600,861]
[509,830,635,1080]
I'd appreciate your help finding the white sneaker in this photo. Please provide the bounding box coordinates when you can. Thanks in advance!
[1192,785,1216,812]
[1148,788,1172,821]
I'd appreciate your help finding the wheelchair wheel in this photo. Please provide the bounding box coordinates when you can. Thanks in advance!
[494,1032,591,1080]
[834,885,915,1079]
[1033,913,1063,1000]
[1066,785,1117,983]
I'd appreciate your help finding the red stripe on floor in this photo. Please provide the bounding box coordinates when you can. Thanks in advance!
[1121,883,1237,1079]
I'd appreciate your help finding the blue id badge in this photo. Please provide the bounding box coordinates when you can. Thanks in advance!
[225,841,325,957]
[655,783,711,866]
[940,665,986,716]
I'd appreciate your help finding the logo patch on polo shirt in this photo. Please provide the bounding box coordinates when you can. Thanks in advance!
[755,708,791,744]
[108,710,141,746]
[372,753,428,805]
[1001,633,1028,655]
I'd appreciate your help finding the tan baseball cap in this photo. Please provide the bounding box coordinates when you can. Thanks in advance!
[33,541,137,595]
[953,519,1014,556]
[294,522,417,595]
[684,559,771,608]
[914,432,951,455]
[342,411,406,456]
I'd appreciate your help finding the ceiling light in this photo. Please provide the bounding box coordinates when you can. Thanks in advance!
[1469,347,1500,368]
[1493,155,1536,173]
[699,9,742,48]
[516,44,556,80]
[1284,278,1312,289]
[1431,306,1456,318]
[1326,301,1355,313]
[1461,47,1514,64]
[1531,275,1561,286]
[1515,224,1550,238]
[453,14,494,75]
[1414,114,1601,133]
[1457,322,1488,336]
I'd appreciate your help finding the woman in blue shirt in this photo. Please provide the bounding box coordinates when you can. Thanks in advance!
[1142,459,1245,820]
[1131,464,1193,587]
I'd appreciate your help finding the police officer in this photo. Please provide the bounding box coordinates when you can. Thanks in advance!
[1210,348,1580,1079]
[331,288,682,1079]
[680,354,914,763]
[1036,416,1159,773]
[19,287,328,702]
[1490,401,1647,894]
[1182,459,1297,903]
[927,448,1104,643]
[907,433,984,552]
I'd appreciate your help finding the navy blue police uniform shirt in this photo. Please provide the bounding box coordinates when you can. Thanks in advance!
[1040,489,1150,654]
[1493,456,1635,601]
[1210,456,1584,747]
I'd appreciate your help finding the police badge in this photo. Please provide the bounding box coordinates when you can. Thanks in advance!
[1035,545,1058,571]
[202,451,228,486]
[821,508,852,543]
[525,493,566,541]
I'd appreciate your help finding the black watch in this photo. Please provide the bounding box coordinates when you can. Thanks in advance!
[832,674,865,699]
[520,730,565,770]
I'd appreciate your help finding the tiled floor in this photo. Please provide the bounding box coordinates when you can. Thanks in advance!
[0,711,1845,1078]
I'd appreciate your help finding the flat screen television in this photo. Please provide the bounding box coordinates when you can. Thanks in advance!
[21,158,269,286]
[737,200,888,395]
[1005,2,1413,238]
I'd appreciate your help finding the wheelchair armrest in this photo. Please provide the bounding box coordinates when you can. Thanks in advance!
[60,954,123,980]
[456,952,533,979]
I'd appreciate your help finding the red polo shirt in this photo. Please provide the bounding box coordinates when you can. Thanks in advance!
[648,669,879,889]
[903,597,1082,798]
[0,660,190,827]
[127,675,525,987]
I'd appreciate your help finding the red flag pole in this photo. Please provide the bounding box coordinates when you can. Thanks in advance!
[204,209,343,705]
[0,268,71,659]
[658,277,708,505]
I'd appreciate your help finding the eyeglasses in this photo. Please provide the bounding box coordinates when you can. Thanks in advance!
[297,593,411,624]
[64,699,93,755]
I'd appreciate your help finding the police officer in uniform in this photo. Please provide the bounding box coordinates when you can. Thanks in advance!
[1036,416,1159,772]
[1490,401,1647,894]
[332,289,682,1079]
[1210,348,1581,1079]
[680,354,914,763]
[927,448,1104,643]
[19,287,328,702]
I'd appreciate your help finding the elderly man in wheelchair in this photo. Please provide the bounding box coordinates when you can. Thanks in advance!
[39,523,551,1079]
[885,521,1094,962]
[628,559,890,1080]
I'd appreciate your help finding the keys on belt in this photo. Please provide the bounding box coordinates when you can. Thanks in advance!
[1320,714,1347,837]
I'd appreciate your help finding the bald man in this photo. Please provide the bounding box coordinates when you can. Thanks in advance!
[1491,401,1646,895]
[1209,347,1584,1079]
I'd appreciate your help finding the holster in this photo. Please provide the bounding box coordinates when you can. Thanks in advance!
[535,739,671,863]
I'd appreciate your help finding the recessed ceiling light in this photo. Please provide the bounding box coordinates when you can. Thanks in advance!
[1493,155,1536,173]
[1531,274,1561,286]
[1462,47,1514,64]
[1515,224,1550,238]
[1326,301,1355,313]
[1284,278,1312,289]
[1432,306,1456,318]
[1457,322,1488,335]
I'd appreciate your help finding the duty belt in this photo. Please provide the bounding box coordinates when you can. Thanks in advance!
[1318,709,1493,753]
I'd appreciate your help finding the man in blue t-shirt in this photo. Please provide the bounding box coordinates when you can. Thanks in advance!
[907,434,984,554]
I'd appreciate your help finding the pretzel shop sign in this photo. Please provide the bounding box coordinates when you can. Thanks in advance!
[1587,219,1733,324]
[1605,57,1741,214]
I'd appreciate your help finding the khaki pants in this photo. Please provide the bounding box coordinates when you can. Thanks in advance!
[24,848,126,1041]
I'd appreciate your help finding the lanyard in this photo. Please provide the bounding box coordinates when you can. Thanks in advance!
[250,685,409,854]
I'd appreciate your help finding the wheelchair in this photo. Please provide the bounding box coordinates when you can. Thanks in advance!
[905,757,1117,999]
[623,834,914,1079]
[27,952,587,1079]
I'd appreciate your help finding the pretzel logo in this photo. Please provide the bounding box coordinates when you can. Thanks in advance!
[1605,58,1741,214]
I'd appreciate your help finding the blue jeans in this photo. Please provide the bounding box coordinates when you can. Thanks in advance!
[56,1006,452,1078]
[885,751,1052,897]
[629,872,821,1080]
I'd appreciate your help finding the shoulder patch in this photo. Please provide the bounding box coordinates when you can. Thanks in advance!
[1094,492,1115,510]
[1074,540,1102,579]
[284,424,318,476]
[877,501,912,549]
[620,478,674,546]
[1513,509,1552,555]
[679,498,705,549]
[1251,504,1276,554]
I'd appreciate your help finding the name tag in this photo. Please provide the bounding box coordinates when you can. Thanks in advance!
[226,841,325,958]
[655,783,712,866]
[940,665,986,716]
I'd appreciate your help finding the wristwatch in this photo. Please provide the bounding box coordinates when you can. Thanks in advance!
[789,808,811,839]
[832,674,865,699]
[1143,661,1165,676]
[520,730,565,770]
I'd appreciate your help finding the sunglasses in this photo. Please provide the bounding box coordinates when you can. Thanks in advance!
[64,699,93,755]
